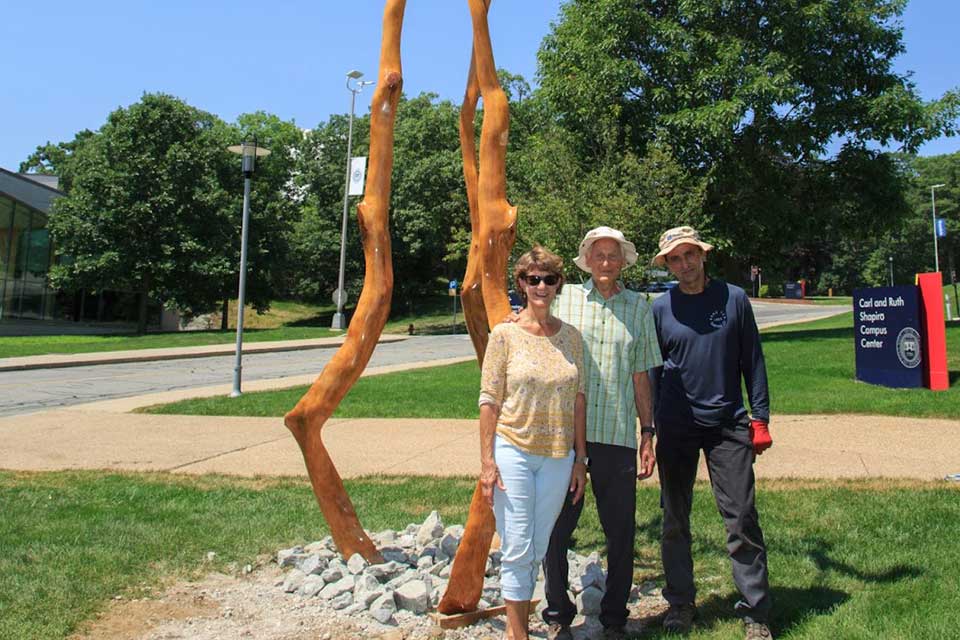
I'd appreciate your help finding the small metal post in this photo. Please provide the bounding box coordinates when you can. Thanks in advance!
[231,174,252,397]
[226,139,270,397]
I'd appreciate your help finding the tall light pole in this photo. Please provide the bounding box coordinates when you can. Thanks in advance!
[227,138,270,397]
[889,256,894,286]
[931,183,946,274]
[332,70,375,330]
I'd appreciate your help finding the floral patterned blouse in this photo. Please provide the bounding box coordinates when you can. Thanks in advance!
[479,321,585,457]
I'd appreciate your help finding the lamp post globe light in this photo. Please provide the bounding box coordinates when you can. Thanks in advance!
[227,138,270,397]
[931,183,946,274]
[332,70,375,330]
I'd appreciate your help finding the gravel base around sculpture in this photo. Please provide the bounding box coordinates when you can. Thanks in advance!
[80,512,667,640]
[268,511,668,638]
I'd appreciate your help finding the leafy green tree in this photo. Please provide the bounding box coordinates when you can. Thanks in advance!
[873,152,960,291]
[215,112,303,328]
[47,94,236,333]
[391,93,468,301]
[290,93,468,311]
[19,130,96,192]
[288,111,371,303]
[537,0,960,282]
[514,126,707,282]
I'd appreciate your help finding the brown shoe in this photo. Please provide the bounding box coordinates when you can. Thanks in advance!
[663,603,696,633]
[745,622,773,639]
[547,622,573,640]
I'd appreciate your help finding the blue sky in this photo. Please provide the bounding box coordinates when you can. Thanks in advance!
[2,1,957,171]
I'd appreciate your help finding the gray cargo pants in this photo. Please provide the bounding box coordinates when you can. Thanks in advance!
[656,417,771,623]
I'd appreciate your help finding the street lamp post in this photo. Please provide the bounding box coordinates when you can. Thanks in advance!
[331,70,375,330]
[227,138,270,397]
[931,183,946,274]
[889,256,894,287]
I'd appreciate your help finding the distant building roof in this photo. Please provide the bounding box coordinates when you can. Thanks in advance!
[18,173,60,190]
[0,168,65,213]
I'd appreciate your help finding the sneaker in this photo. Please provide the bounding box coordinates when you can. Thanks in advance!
[547,622,573,640]
[663,603,696,633]
[745,622,773,639]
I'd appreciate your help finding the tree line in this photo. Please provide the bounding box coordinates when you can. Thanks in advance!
[20,0,959,331]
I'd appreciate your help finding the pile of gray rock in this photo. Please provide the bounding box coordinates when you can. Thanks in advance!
[275,511,647,630]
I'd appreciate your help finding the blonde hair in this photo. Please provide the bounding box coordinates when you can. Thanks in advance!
[513,245,565,302]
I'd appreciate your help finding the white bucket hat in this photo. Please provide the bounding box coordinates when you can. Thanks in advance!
[652,226,714,266]
[573,226,639,273]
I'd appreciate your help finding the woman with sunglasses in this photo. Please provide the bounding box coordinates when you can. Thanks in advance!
[479,245,588,640]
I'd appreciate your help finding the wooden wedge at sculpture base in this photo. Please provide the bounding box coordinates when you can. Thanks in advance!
[285,0,515,619]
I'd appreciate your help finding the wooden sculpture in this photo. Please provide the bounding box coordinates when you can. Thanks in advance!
[437,0,516,615]
[285,0,515,617]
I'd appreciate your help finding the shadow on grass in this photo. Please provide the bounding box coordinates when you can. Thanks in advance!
[631,535,922,637]
[286,310,342,327]
[687,586,849,638]
[807,541,923,583]
[407,323,469,336]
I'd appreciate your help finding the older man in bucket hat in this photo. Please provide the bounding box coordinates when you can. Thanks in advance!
[650,226,774,640]
[540,226,663,640]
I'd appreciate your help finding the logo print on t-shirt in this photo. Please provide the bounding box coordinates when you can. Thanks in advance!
[708,309,728,329]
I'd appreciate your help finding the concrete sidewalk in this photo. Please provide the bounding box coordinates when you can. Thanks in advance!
[0,334,409,372]
[2,328,957,482]
[3,403,959,481]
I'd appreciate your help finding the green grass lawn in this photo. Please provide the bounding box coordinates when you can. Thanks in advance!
[946,284,959,319]
[141,358,482,418]
[1,471,957,639]
[805,295,853,306]
[144,314,960,419]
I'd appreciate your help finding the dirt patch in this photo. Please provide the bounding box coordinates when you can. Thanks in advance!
[70,565,668,640]
[71,581,220,640]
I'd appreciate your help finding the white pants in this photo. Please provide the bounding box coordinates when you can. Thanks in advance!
[493,434,574,601]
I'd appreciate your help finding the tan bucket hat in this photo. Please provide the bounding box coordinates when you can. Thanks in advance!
[652,226,713,266]
[573,226,639,272]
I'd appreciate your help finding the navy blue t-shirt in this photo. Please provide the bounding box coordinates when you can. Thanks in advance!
[652,279,770,427]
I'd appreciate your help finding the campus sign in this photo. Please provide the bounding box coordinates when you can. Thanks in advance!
[853,285,923,388]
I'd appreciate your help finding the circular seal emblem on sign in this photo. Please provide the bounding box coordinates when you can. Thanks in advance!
[896,327,922,368]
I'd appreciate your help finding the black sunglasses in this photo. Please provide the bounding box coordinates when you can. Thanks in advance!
[522,274,560,286]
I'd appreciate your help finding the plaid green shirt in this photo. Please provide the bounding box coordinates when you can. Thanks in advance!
[553,280,662,449]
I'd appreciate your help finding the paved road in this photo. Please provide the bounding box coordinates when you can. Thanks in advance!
[0,335,477,417]
[0,303,846,416]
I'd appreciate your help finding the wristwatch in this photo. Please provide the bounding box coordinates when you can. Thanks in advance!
[574,454,589,466]
[640,426,656,437]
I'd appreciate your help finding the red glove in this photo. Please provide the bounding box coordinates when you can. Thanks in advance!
[750,419,773,455]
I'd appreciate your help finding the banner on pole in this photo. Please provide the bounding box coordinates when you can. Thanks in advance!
[936,217,947,238]
[348,156,367,195]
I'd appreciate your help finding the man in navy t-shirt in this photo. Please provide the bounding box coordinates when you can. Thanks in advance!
[650,226,774,640]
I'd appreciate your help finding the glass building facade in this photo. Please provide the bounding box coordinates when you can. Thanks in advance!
[0,171,61,320]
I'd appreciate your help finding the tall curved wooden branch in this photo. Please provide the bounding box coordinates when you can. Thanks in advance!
[283,0,406,564]
[458,46,490,364]
[439,0,516,615]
